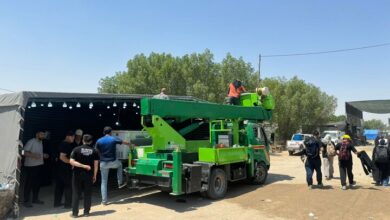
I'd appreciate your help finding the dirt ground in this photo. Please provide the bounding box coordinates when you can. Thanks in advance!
[20,146,390,220]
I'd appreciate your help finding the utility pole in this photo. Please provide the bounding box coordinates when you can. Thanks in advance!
[258,54,262,81]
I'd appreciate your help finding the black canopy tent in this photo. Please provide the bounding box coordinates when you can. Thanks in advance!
[0,91,198,218]
[345,100,390,143]
[347,100,390,114]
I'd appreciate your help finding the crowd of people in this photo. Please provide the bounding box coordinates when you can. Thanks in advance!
[295,131,390,190]
[22,126,131,218]
[21,88,168,217]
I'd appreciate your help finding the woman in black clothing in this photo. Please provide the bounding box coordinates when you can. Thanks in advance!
[335,135,360,190]
[372,137,390,187]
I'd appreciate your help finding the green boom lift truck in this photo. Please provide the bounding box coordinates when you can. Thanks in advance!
[126,91,274,199]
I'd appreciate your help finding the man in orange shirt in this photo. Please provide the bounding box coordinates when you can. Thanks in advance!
[227,79,246,105]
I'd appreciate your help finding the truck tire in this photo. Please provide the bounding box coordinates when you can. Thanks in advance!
[207,168,227,200]
[288,151,293,156]
[249,162,268,185]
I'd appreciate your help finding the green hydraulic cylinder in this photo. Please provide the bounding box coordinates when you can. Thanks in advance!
[179,121,204,136]
[171,148,183,195]
[232,120,239,145]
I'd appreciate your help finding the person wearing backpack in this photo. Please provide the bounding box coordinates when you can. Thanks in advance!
[322,135,336,180]
[294,130,324,189]
[335,135,360,190]
[372,136,382,184]
[372,136,390,187]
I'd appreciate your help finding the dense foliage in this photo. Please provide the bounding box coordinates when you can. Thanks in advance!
[363,119,387,131]
[99,50,337,140]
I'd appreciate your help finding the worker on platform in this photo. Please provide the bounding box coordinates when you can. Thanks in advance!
[256,87,275,110]
[153,88,169,99]
[95,126,131,205]
[227,79,246,105]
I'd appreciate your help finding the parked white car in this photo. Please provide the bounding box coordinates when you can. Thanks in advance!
[287,133,313,155]
[322,130,344,144]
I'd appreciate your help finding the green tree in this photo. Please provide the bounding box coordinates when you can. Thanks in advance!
[217,53,259,102]
[180,50,220,101]
[328,115,347,122]
[363,119,387,130]
[99,50,257,103]
[261,76,337,141]
[99,51,337,141]
[98,74,120,93]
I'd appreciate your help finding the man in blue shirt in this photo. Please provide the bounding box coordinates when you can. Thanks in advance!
[95,126,130,205]
[293,130,325,189]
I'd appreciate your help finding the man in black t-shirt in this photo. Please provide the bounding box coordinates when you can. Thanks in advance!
[54,131,75,208]
[70,134,99,218]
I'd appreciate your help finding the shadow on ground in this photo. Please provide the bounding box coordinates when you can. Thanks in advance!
[19,184,118,218]
[20,184,213,217]
[267,173,295,184]
[20,172,294,218]
[87,210,116,217]
[110,190,213,213]
[269,152,284,157]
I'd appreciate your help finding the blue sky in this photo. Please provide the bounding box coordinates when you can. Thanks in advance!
[0,1,389,121]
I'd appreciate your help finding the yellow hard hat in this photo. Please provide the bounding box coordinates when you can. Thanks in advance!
[342,134,351,140]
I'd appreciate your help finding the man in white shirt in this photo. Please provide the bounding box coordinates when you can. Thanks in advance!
[23,130,49,208]
[153,88,169,100]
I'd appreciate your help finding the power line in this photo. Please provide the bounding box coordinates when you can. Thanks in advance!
[0,87,15,93]
[262,42,390,58]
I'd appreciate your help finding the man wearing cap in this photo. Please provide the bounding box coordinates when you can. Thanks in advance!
[73,129,83,147]
[95,126,130,205]
[23,130,49,208]
[54,131,75,208]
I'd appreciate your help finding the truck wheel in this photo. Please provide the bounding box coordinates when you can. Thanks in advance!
[288,151,293,156]
[207,168,227,200]
[250,162,268,185]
